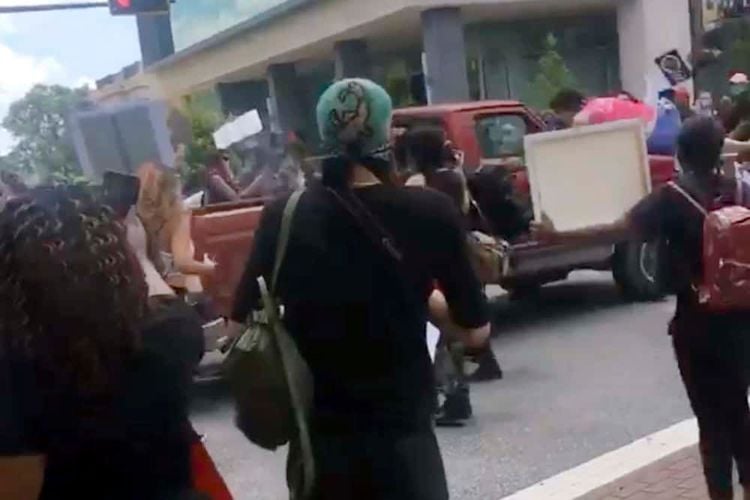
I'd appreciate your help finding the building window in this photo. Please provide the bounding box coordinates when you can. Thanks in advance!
[467,57,484,101]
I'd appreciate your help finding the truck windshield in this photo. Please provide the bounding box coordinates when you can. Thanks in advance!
[476,115,527,159]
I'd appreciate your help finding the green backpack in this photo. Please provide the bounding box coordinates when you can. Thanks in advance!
[223,190,315,498]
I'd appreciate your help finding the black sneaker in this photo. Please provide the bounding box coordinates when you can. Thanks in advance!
[468,349,504,382]
[435,389,472,427]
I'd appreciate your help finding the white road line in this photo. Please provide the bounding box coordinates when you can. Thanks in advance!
[501,418,699,500]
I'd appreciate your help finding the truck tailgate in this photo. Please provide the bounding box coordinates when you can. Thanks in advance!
[191,203,265,317]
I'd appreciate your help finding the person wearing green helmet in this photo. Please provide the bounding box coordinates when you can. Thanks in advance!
[231,78,490,499]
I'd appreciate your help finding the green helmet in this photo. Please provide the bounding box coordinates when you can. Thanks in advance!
[316,78,393,156]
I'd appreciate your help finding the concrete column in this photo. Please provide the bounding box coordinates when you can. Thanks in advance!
[136,13,174,67]
[617,0,693,101]
[216,80,270,123]
[421,8,470,104]
[267,63,305,135]
[335,39,371,79]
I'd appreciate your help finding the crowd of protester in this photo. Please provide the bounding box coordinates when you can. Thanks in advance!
[3,75,750,500]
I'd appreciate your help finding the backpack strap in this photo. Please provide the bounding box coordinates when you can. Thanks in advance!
[270,190,304,292]
[326,187,403,262]
[263,189,315,497]
[667,181,709,217]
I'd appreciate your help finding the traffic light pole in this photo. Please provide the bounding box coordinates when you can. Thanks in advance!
[0,2,108,13]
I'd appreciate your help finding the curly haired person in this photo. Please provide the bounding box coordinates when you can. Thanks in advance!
[0,186,197,499]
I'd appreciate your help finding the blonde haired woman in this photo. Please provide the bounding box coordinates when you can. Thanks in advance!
[136,161,216,291]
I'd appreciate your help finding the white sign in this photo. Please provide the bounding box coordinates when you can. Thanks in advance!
[213,109,264,149]
[525,119,651,232]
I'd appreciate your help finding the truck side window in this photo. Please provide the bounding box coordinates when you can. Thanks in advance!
[476,115,527,159]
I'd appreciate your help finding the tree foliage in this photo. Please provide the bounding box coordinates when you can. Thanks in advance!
[179,98,221,193]
[1,84,88,184]
[525,34,578,110]
[729,21,750,76]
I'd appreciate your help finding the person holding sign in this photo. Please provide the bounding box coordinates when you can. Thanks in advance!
[533,116,750,500]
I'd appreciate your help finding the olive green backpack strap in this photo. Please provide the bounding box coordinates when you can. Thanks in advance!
[271,190,305,292]
[262,189,316,498]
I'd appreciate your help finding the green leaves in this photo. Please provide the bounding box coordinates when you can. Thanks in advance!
[525,34,578,110]
[1,83,88,184]
[180,96,221,193]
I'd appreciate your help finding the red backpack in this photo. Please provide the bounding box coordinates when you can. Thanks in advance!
[669,182,750,312]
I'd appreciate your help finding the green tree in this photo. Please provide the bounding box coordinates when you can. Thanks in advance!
[180,97,221,193]
[525,34,578,110]
[1,84,88,184]
[729,22,750,76]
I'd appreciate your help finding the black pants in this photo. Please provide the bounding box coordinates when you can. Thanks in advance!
[673,318,750,497]
[142,296,205,387]
[435,340,468,398]
[305,428,449,500]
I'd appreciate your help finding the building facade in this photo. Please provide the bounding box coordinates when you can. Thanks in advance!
[100,0,693,137]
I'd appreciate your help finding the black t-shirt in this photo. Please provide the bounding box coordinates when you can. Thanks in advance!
[232,184,489,432]
[628,178,718,330]
[0,340,193,499]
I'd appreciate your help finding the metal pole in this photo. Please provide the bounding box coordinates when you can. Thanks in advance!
[0,2,108,13]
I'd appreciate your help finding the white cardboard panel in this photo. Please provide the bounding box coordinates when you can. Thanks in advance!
[525,119,651,232]
[213,109,263,149]
[426,322,440,363]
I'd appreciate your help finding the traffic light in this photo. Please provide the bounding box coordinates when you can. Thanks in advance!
[109,0,169,16]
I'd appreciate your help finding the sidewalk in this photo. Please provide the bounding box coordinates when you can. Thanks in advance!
[577,445,740,500]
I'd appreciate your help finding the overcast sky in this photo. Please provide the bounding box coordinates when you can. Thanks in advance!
[0,0,141,153]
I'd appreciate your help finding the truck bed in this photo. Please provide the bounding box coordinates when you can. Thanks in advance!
[191,198,268,317]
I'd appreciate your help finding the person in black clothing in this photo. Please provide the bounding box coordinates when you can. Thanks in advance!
[400,127,526,383]
[0,186,196,500]
[545,89,587,130]
[534,116,750,500]
[465,166,531,242]
[231,78,490,500]
[397,125,505,426]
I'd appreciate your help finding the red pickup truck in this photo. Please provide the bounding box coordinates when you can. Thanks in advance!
[192,100,675,316]
[392,101,675,301]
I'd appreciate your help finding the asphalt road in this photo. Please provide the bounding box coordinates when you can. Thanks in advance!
[190,271,693,500]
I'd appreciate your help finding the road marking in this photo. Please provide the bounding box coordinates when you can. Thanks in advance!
[501,418,699,500]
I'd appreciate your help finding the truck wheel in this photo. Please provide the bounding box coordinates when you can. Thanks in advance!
[612,240,665,301]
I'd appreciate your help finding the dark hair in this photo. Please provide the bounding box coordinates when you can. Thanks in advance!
[550,89,586,113]
[677,116,725,174]
[0,185,147,397]
[206,151,227,168]
[401,126,447,174]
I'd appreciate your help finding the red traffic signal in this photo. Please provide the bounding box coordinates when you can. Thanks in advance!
[109,0,169,15]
